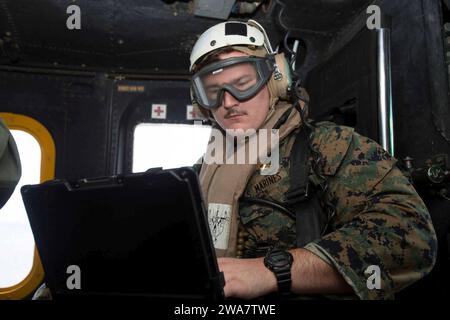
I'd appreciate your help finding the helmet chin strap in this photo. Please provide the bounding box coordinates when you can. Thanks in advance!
[259,91,280,129]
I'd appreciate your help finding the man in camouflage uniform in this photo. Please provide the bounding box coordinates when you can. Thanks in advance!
[0,117,21,209]
[190,20,437,300]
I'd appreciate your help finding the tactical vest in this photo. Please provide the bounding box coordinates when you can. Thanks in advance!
[193,111,330,257]
[237,125,329,257]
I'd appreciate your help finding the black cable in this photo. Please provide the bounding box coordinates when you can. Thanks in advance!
[240,197,296,220]
[274,0,289,31]
[271,0,338,235]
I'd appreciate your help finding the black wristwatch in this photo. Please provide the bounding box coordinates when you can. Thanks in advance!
[263,248,293,296]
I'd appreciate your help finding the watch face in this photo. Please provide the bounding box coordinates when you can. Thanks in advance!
[268,250,292,268]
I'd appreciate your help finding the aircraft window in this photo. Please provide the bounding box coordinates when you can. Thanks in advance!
[0,130,41,288]
[133,123,212,172]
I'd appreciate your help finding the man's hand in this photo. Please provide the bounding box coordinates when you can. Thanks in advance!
[218,249,353,300]
[218,257,277,299]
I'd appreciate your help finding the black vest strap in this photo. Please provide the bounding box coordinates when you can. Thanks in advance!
[236,119,327,251]
[285,126,324,247]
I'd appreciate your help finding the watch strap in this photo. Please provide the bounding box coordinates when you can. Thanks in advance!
[264,249,293,296]
[274,266,292,295]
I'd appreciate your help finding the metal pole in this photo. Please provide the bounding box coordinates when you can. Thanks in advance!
[377,27,395,156]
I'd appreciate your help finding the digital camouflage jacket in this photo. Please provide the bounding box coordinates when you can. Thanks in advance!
[238,121,437,300]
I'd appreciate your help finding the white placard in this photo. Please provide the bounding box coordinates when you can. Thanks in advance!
[207,203,232,250]
[151,104,167,119]
[186,104,197,120]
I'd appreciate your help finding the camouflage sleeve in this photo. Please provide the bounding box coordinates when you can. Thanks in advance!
[303,123,438,300]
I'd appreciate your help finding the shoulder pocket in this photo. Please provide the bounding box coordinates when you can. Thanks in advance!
[312,122,354,176]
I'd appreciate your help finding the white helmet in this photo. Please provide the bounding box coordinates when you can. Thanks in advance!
[189,20,275,71]
[189,19,293,118]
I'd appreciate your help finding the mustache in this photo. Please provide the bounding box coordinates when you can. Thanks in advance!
[225,109,247,119]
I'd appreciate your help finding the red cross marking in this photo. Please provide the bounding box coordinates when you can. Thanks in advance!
[154,106,165,116]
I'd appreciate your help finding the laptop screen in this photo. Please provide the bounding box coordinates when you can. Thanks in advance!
[21,167,224,300]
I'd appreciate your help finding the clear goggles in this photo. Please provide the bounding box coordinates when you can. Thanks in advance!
[191,56,275,109]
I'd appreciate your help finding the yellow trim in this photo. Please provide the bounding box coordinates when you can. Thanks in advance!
[0,113,55,300]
